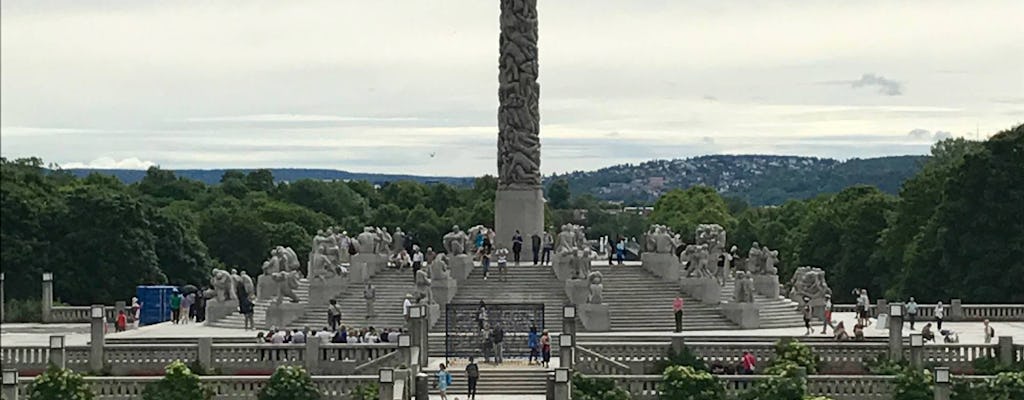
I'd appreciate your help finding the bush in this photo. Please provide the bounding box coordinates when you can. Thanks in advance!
[740,362,806,400]
[258,365,320,400]
[653,346,709,374]
[350,382,379,400]
[4,298,42,322]
[143,361,213,400]
[27,364,95,400]
[659,365,724,400]
[866,353,910,375]
[953,371,1024,400]
[772,339,819,374]
[572,374,631,400]
[893,368,932,400]
[971,357,1024,375]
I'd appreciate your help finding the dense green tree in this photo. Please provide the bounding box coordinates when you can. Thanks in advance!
[547,178,571,209]
[277,180,368,223]
[650,186,736,238]
[151,208,214,287]
[245,169,276,192]
[199,204,271,272]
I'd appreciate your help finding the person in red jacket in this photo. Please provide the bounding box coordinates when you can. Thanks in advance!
[741,351,757,374]
[115,310,128,332]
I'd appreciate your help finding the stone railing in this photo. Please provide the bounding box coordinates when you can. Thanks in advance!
[584,374,898,399]
[49,306,117,323]
[14,375,377,399]
[575,345,632,375]
[833,301,1024,322]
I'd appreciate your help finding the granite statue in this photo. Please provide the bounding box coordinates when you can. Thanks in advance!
[734,271,756,303]
[788,266,832,304]
[272,270,301,303]
[587,271,604,305]
[210,269,236,302]
[355,227,378,254]
[497,0,541,189]
[415,268,433,304]
[430,253,452,280]
[443,225,470,255]
[240,271,255,296]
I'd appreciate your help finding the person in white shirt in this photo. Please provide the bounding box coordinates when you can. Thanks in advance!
[316,327,333,344]
[291,329,306,344]
[411,245,425,281]
[935,301,945,330]
[403,293,413,321]
[271,329,287,344]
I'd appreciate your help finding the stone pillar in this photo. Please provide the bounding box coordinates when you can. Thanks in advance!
[546,372,555,400]
[408,305,429,367]
[89,304,105,373]
[48,335,66,369]
[304,339,321,374]
[41,272,53,323]
[909,334,924,371]
[415,372,429,400]
[553,368,571,400]
[559,334,574,369]
[562,305,577,338]
[1,369,18,400]
[950,299,963,321]
[494,0,544,248]
[198,337,212,371]
[998,336,1014,366]
[1,272,5,323]
[889,303,904,362]
[671,336,686,354]
[876,299,888,319]
[378,375,394,400]
[933,367,951,400]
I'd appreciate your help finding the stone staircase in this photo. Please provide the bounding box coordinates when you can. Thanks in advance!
[721,276,807,328]
[432,264,570,334]
[290,267,417,330]
[591,265,738,331]
[205,280,311,329]
[424,366,549,396]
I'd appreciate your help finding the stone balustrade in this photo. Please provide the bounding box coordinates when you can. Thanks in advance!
[48,306,117,323]
[13,375,377,399]
[584,374,898,400]
[832,301,1024,321]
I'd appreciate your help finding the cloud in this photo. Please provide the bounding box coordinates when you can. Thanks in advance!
[183,114,421,123]
[849,74,903,96]
[701,136,716,144]
[702,95,718,102]
[62,157,156,169]
[907,128,954,141]
[932,131,953,141]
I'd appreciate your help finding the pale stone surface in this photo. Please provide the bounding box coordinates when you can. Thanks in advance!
[308,275,347,307]
[264,302,304,329]
[641,252,681,282]
[443,226,470,255]
[579,304,611,332]
[205,299,238,323]
[210,268,236,301]
[788,266,833,312]
[752,274,781,298]
[564,279,589,305]
[497,0,541,190]
[256,274,278,301]
[587,271,604,304]
[450,254,474,280]
[495,188,544,249]
[681,277,721,304]
[722,302,761,329]
[430,278,457,307]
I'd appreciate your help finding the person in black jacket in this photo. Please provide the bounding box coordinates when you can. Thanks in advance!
[531,232,542,265]
[465,357,480,400]
[491,324,504,364]
[512,230,524,266]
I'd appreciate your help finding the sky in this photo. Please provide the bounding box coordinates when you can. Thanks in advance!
[2,0,1022,176]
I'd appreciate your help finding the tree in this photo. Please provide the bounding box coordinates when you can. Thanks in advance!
[258,366,320,400]
[151,208,214,287]
[27,365,94,400]
[245,169,276,192]
[547,179,571,209]
[572,373,631,400]
[143,361,213,400]
[659,365,724,400]
[650,186,736,237]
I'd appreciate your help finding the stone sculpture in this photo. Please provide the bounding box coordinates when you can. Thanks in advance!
[644,224,677,254]
[734,271,756,303]
[392,228,406,256]
[415,268,433,304]
[497,0,541,189]
[272,270,301,303]
[210,269,236,301]
[763,247,779,275]
[240,271,255,296]
[555,224,578,255]
[696,224,726,267]
[356,227,378,254]
[375,227,392,255]
[587,271,604,304]
[430,253,452,280]
[443,225,470,255]
[788,266,832,304]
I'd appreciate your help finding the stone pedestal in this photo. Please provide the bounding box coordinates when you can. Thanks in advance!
[722,302,761,329]
[431,278,458,307]
[950,299,963,321]
[565,279,589,305]
[308,275,348,307]
[552,253,574,281]
[680,277,721,304]
[265,302,304,329]
[752,274,780,298]
[641,253,681,282]
[425,303,441,328]
[41,275,53,323]
[495,187,544,250]
[579,304,610,331]
[256,275,278,301]
[204,299,238,324]
[889,309,904,362]
[349,254,383,283]
[450,254,474,281]
[89,308,105,373]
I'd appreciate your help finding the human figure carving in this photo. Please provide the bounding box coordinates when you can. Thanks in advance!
[272,270,301,303]
[430,253,452,280]
[210,269,235,301]
[497,0,541,189]
[443,225,469,255]
[587,271,604,304]
[415,268,434,304]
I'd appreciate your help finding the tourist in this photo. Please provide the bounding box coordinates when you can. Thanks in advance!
[541,231,554,265]
[802,296,813,336]
[475,230,485,249]
[411,246,424,278]
[465,357,480,400]
[673,296,684,332]
[403,294,413,321]
[115,310,127,332]
[541,329,551,368]
[479,326,493,363]
[527,325,540,365]
[170,290,182,324]
[180,292,194,324]
[327,299,342,331]
[364,327,380,343]
[983,319,995,343]
[531,232,542,265]
[833,321,850,341]
[608,237,616,265]
[316,327,333,344]
[364,283,377,320]
[615,238,626,265]
[856,289,871,327]
[476,301,489,330]
[491,323,505,364]
[512,230,523,265]
[480,238,493,280]
[240,293,255,330]
[853,322,866,341]
[394,249,412,272]
[292,329,307,344]
[436,363,452,400]
[906,297,919,330]
[821,294,833,335]
[741,351,756,374]
[496,248,508,282]
[271,328,287,344]
[935,301,945,330]
[331,328,345,344]
[130,297,141,327]
[921,323,935,342]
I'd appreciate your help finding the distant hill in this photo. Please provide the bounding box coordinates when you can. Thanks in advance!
[65,168,476,187]
[552,155,925,205]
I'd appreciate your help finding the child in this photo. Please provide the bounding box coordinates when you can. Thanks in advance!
[497,248,509,282]
[115,310,127,332]
[436,363,452,400]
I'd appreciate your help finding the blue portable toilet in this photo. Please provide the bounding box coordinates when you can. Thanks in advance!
[136,285,177,326]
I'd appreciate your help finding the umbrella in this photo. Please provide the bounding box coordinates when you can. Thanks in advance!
[180,284,199,294]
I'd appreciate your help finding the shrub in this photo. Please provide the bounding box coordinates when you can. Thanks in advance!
[258,365,320,400]
[572,373,631,400]
[772,339,819,374]
[4,299,42,322]
[27,364,95,400]
[952,371,1024,400]
[659,365,724,400]
[866,353,910,375]
[740,362,806,400]
[653,346,709,374]
[893,368,932,400]
[971,357,1024,375]
[143,361,213,400]
[350,382,379,400]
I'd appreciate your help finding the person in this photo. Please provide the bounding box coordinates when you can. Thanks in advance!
[480,239,493,280]
[188,292,199,322]
[180,292,194,324]
[292,329,306,344]
[540,329,551,368]
[402,294,413,321]
[364,283,376,320]
[240,293,255,330]
[983,319,995,344]
[169,290,182,324]
[741,351,756,374]
[856,289,871,327]
[906,297,919,330]
[802,296,813,335]
[424,246,436,264]
[271,327,287,344]
[607,237,616,265]
[465,357,480,400]
[411,246,424,279]
[491,323,504,364]
[317,327,333,344]
[821,294,833,334]
[615,238,626,265]
[115,310,127,332]
[935,301,945,331]
[527,325,540,365]
[436,363,452,400]
[475,230,485,249]
[512,230,523,266]
[531,232,542,265]
[496,248,508,282]
[541,231,554,265]
[673,296,684,333]
[853,322,866,341]
[326,299,342,331]
[476,301,489,330]
[394,249,412,273]
[130,297,141,327]
[833,321,850,341]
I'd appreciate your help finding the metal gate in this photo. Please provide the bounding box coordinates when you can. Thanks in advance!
[444,303,545,360]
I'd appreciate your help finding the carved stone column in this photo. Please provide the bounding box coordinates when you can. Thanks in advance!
[495,0,544,248]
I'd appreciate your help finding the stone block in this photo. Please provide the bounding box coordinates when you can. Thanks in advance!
[349,254,384,283]
[431,278,458,307]
[579,303,610,332]
[450,255,474,281]
[752,274,780,298]
[721,302,760,329]
[951,299,963,320]
[265,302,305,329]
[426,303,441,327]
[552,253,574,281]
[680,277,721,304]
[565,279,589,305]
[495,188,544,250]
[309,275,348,307]
[641,253,681,282]
[257,275,279,301]
[204,299,238,324]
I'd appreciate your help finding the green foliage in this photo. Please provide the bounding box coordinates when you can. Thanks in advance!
[547,178,571,209]
[893,368,932,400]
[866,353,910,375]
[27,364,95,400]
[3,298,42,322]
[739,362,808,400]
[970,357,1024,375]
[658,365,724,400]
[952,371,1024,400]
[650,186,736,236]
[772,339,819,374]
[258,366,320,400]
[349,382,379,400]
[653,346,708,374]
[142,361,213,400]
[571,374,631,400]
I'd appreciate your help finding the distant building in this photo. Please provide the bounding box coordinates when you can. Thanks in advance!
[623,206,654,217]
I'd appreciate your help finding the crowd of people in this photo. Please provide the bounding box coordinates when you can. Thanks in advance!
[255,325,405,345]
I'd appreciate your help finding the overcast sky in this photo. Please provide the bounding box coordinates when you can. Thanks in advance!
[2,1,1022,176]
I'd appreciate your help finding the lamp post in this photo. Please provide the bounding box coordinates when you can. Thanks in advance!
[933,367,951,400]
[910,333,924,370]
[562,305,576,337]
[378,368,395,400]
[553,368,571,400]
[2,369,19,400]
[89,304,105,373]
[888,303,904,362]
[559,333,574,369]
[41,272,53,323]
[49,335,66,369]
